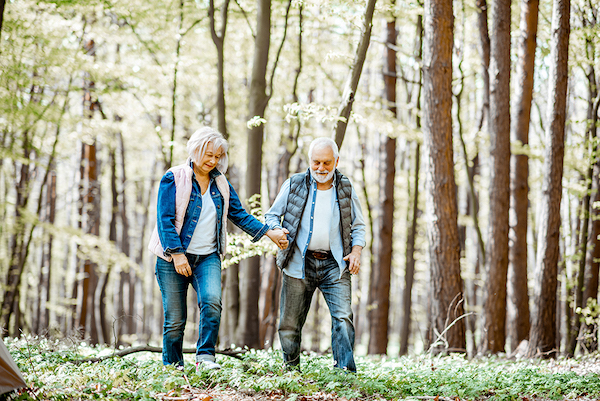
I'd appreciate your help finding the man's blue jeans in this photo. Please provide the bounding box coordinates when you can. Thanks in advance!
[155,252,222,366]
[278,254,356,372]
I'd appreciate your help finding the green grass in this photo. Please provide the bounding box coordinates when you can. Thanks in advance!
[5,336,600,400]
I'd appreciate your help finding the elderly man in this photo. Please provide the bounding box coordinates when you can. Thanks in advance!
[265,137,366,372]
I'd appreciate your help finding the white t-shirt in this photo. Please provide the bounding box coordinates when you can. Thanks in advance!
[307,187,334,251]
[187,189,218,255]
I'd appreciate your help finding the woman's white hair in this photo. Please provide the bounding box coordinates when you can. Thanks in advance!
[308,137,339,160]
[187,127,229,174]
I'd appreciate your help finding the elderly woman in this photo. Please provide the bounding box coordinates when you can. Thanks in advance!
[149,127,288,370]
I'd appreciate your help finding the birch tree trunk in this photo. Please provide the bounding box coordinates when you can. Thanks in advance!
[527,0,570,358]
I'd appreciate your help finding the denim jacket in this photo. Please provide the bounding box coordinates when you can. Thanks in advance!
[156,163,270,257]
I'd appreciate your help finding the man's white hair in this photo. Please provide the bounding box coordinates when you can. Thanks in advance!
[187,127,229,174]
[308,137,339,160]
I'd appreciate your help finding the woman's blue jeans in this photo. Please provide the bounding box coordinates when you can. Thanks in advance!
[278,254,356,372]
[155,252,222,366]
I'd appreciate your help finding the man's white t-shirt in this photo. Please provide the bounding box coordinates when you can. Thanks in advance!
[187,189,218,255]
[307,187,334,251]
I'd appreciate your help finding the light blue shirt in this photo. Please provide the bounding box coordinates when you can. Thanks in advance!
[265,173,366,279]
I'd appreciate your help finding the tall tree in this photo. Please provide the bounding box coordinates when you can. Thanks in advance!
[400,12,424,356]
[209,0,231,138]
[334,0,377,149]
[475,0,490,131]
[76,37,103,343]
[260,3,305,349]
[239,0,272,349]
[0,0,5,40]
[574,23,600,353]
[367,7,397,355]
[481,0,511,355]
[508,0,539,349]
[423,0,466,353]
[527,0,570,358]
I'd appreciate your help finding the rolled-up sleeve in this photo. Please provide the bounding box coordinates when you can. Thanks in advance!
[350,185,366,248]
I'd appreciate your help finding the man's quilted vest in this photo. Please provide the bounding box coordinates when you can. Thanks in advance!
[276,169,353,270]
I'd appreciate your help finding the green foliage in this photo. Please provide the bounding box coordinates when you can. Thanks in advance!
[6,337,600,401]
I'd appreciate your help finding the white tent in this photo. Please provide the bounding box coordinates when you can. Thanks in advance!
[0,338,26,396]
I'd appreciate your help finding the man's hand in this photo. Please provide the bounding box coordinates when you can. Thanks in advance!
[172,253,192,277]
[343,246,363,275]
[266,228,290,250]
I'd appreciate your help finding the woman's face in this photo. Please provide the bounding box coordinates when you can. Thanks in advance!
[195,142,223,175]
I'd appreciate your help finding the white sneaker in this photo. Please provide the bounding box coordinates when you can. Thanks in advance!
[196,360,221,370]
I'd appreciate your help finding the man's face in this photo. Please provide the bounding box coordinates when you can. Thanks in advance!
[310,146,338,184]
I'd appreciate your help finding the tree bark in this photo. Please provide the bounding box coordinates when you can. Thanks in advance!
[475,0,490,131]
[527,0,570,358]
[209,0,231,138]
[0,134,33,335]
[507,0,539,350]
[78,141,101,344]
[367,11,397,355]
[576,33,600,353]
[399,12,424,357]
[238,0,271,349]
[0,0,5,41]
[423,0,466,354]
[481,0,511,355]
[334,0,377,149]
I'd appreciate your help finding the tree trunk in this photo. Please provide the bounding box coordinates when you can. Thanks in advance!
[45,172,56,330]
[209,0,231,139]
[1,146,32,334]
[400,142,421,355]
[238,0,271,349]
[475,0,490,131]
[576,33,600,353]
[101,146,119,344]
[78,141,101,344]
[481,0,511,355]
[507,0,538,350]
[0,0,5,40]
[422,0,466,354]
[399,12,424,357]
[527,0,570,358]
[334,0,377,149]
[367,12,396,355]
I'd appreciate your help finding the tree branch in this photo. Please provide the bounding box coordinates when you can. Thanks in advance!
[72,346,247,364]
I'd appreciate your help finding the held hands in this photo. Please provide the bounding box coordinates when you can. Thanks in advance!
[343,246,363,275]
[172,253,192,277]
[266,228,290,250]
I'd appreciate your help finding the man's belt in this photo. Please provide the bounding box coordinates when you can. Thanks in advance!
[307,250,332,260]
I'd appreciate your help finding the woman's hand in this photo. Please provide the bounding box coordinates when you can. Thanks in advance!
[172,253,192,277]
[266,228,290,250]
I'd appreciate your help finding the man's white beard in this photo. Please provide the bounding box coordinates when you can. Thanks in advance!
[310,168,334,184]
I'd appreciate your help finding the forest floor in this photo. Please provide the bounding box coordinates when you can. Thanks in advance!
[7,337,600,401]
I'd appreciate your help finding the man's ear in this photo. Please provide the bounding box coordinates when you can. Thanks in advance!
[335,157,340,168]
